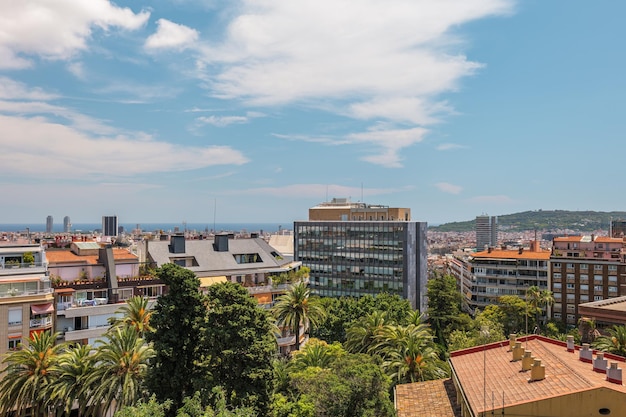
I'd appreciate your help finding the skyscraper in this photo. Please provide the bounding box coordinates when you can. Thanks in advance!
[295,199,428,311]
[46,215,53,233]
[102,215,118,237]
[63,216,71,233]
[475,215,497,251]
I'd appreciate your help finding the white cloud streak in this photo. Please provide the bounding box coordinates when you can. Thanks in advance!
[0,0,149,67]
[145,19,199,51]
[435,182,463,194]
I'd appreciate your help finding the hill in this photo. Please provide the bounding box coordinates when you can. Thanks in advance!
[430,210,626,233]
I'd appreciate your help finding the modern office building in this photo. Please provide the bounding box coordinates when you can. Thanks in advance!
[611,219,626,238]
[550,235,626,327]
[102,215,118,237]
[46,215,53,234]
[295,199,427,312]
[0,244,54,359]
[448,241,550,314]
[396,334,626,417]
[63,216,71,233]
[475,215,497,251]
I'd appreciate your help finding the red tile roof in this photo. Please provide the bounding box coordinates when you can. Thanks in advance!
[46,248,137,265]
[472,249,551,260]
[395,379,461,417]
[449,335,626,415]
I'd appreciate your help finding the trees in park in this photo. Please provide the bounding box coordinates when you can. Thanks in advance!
[110,295,155,336]
[426,273,467,346]
[593,325,626,357]
[205,282,277,414]
[146,263,211,413]
[273,281,326,351]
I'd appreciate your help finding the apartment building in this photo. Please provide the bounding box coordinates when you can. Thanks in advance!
[396,335,626,417]
[46,241,154,345]
[448,241,550,314]
[295,199,427,312]
[550,235,626,327]
[0,244,54,357]
[145,233,306,354]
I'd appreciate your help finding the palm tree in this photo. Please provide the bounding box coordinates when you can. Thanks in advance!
[0,331,64,417]
[345,310,387,353]
[593,325,626,357]
[291,340,335,370]
[83,326,155,416]
[272,281,326,351]
[109,295,154,336]
[47,343,95,416]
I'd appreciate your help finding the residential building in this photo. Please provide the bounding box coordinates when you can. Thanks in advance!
[550,235,626,327]
[0,244,54,358]
[295,199,427,312]
[577,296,626,329]
[475,215,497,251]
[47,241,149,345]
[63,216,71,233]
[46,215,53,234]
[396,335,626,417]
[448,241,550,314]
[102,215,118,238]
[144,233,306,354]
[611,219,626,238]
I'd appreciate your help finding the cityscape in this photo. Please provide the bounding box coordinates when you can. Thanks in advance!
[3,0,626,416]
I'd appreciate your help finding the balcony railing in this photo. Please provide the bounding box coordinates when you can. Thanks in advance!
[30,316,52,328]
[0,288,53,300]
[0,261,47,271]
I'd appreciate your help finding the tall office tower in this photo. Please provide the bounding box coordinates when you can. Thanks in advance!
[611,219,626,238]
[63,216,71,233]
[295,199,428,312]
[102,215,118,237]
[475,215,497,251]
[46,215,53,233]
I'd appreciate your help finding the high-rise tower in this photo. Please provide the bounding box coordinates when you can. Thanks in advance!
[63,216,71,233]
[476,215,497,251]
[102,215,118,237]
[46,215,53,233]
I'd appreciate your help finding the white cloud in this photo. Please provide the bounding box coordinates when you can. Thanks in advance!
[0,114,249,179]
[192,0,512,165]
[0,0,149,66]
[196,115,249,127]
[67,62,86,79]
[436,143,467,151]
[145,19,199,51]
[0,77,57,101]
[435,182,463,194]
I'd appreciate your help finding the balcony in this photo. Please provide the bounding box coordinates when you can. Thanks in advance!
[0,261,47,275]
[30,316,52,328]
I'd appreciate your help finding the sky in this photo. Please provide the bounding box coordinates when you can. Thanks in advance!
[1,0,625,226]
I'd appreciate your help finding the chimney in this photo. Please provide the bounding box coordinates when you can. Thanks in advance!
[579,344,593,363]
[251,232,259,238]
[488,247,492,253]
[593,353,608,373]
[169,234,186,254]
[566,335,575,352]
[512,341,524,361]
[521,350,534,371]
[509,334,517,350]
[518,247,524,255]
[214,234,229,252]
[607,362,623,385]
[529,359,545,381]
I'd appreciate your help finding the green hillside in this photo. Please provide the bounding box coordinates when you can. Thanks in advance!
[430,210,626,232]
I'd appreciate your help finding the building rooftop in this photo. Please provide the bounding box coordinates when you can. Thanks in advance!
[449,335,626,415]
[46,248,138,265]
[395,379,461,417]
[471,248,551,260]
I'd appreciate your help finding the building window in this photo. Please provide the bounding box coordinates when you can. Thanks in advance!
[580,295,589,301]
[118,288,134,301]
[580,264,588,270]
[567,263,575,269]
[8,308,22,326]
[566,283,575,289]
[609,286,618,293]
[580,274,589,283]
[233,253,263,264]
[567,274,575,280]
[8,338,21,351]
[609,265,618,271]
[553,263,561,269]
[553,283,562,289]
[594,286,603,292]
[594,265,603,271]
[580,284,589,290]
[143,286,164,298]
[553,273,562,279]
[566,293,575,301]
[554,313,562,319]
[595,295,603,301]
[594,275,603,282]
[609,276,618,283]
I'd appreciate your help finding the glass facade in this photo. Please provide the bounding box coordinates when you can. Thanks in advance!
[295,221,427,310]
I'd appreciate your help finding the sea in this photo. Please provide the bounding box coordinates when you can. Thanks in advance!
[0,223,293,234]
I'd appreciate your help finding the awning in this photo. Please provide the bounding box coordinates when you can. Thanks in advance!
[199,276,227,287]
[54,288,75,293]
[31,303,54,315]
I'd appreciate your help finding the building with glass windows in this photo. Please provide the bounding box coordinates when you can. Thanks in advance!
[295,219,428,312]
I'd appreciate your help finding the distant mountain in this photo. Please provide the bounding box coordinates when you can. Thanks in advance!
[430,210,626,233]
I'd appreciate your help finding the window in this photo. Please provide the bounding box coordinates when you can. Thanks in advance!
[143,286,163,297]
[566,293,575,300]
[567,314,576,321]
[553,273,562,279]
[609,265,618,271]
[580,264,588,270]
[594,286,603,292]
[553,263,561,269]
[594,275,603,282]
[8,338,21,351]
[594,265,603,271]
[580,295,589,301]
[118,288,134,301]
[580,284,589,290]
[554,313,562,319]
[567,263,574,269]
[566,283,575,289]
[595,295,603,301]
[567,274,575,280]
[609,286,618,293]
[554,293,562,300]
[233,253,263,264]
[580,274,589,282]
[553,283,562,289]
[609,276,618,283]
[8,308,22,326]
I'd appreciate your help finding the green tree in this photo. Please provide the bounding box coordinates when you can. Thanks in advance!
[110,295,155,336]
[0,331,63,417]
[593,325,626,357]
[48,343,95,416]
[84,326,155,416]
[290,339,345,370]
[427,273,463,345]
[205,282,277,414]
[525,286,554,331]
[497,295,531,335]
[114,395,170,417]
[146,263,211,414]
[273,282,326,351]
[344,310,388,354]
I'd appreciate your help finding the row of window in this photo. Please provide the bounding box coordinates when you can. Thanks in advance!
[553,263,618,271]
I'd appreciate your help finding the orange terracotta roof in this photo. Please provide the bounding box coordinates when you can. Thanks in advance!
[472,249,551,260]
[47,249,137,265]
[595,237,624,243]
[395,379,461,417]
[553,236,584,242]
[449,335,626,415]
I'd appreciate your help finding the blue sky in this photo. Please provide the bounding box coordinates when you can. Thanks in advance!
[1,0,625,225]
